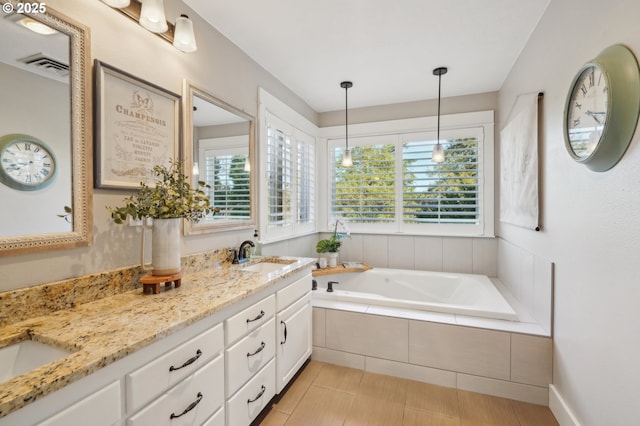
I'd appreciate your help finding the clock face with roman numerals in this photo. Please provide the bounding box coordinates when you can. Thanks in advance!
[566,64,609,159]
[0,134,56,191]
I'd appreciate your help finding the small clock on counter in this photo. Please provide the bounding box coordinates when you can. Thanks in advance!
[564,44,640,172]
[0,133,57,191]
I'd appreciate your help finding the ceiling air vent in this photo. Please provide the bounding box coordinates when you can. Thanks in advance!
[18,53,69,77]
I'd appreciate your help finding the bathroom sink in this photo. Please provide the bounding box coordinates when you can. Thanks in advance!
[240,260,295,273]
[0,340,72,383]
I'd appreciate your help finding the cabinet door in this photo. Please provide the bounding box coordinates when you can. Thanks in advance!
[276,294,312,393]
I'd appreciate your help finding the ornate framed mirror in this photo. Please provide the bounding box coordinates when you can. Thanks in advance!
[0,2,92,256]
[182,81,256,234]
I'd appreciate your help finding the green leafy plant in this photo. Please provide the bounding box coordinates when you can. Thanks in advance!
[108,161,219,224]
[315,218,349,253]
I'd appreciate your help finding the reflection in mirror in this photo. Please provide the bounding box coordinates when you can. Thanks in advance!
[0,5,92,255]
[183,81,255,235]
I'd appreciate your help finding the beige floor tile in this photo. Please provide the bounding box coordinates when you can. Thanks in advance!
[273,361,325,414]
[458,390,519,426]
[284,385,354,426]
[312,362,364,394]
[405,380,459,418]
[357,371,408,404]
[512,400,559,426]
[260,409,289,426]
[403,407,461,426]
[344,394,405,426]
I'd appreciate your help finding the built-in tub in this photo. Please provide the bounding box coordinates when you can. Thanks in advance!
[312,267,518,321]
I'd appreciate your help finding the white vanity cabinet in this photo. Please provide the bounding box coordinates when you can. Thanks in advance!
[275,274,312,393]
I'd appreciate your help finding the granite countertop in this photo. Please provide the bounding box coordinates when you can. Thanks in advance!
[0,256,315,418]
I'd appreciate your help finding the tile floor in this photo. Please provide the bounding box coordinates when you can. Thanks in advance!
[259,361,558,426]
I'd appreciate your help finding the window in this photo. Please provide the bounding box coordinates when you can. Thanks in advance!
[260,105,317,241]
[198,137,250,222]
[326,111,494,237]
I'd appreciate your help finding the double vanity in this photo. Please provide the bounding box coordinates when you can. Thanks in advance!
[0,255,314,426]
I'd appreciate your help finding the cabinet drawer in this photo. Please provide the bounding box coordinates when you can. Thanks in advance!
[38,381,121,426]
[127,323,223,412]
[127,354,224,426]
[203,407,225,426]
[277,274,311,310]
[226,359,275,426]
[225,295,275,345]
[225,317,275,395]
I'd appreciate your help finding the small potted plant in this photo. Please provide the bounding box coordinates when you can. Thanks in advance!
[108,160,218,276]
[316,218,349,267]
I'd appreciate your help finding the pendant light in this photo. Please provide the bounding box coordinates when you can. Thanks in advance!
[432,67,448,163]
[340,81,353,167]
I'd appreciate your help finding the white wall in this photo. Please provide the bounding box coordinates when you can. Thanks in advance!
[499,0,640,424]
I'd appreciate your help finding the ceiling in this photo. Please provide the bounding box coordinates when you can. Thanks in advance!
[184,0,550,113]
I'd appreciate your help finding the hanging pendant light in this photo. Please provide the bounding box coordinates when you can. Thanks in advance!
[432,67,448,163]
[340,81,353,167]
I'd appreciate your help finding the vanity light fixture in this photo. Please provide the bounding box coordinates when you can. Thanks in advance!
[100,0,197,53]
[244,156,251,172]
[340,81,353,167]
[16,17,59,35]
[432,66,448,163]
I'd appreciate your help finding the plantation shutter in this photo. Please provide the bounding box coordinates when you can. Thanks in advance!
[267,126,292,228]
[331,138,396,223]
[402,137,479,224]
[297,137,315,225]
[203,148,250,221]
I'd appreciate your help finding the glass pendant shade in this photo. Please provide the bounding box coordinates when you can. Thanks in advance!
[139,0,168,33]
[432,143,445,163]
[341,149,353,167]
[192,161,200,176]
[173,15,197,52]
[101,0,130,7]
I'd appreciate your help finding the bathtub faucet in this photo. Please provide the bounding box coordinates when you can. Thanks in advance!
[327,281,339,292]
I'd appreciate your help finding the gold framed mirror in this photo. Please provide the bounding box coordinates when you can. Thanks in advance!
[0,2,92,256]
[182,81,256,234]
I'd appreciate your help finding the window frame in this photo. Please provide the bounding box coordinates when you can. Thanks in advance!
[320,111,495,237]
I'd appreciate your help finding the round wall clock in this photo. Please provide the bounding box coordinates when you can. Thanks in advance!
[564,44,640,172]
[0,133,57,191]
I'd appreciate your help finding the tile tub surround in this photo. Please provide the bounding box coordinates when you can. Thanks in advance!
[0,255,315,419]
[312,308,553,406]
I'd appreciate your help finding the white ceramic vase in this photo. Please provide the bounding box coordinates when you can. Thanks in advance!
[142,218,181,276]
[327,252,339,268]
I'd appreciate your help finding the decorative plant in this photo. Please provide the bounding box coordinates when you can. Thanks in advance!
[108,161,219,224]
[316,218,350,253]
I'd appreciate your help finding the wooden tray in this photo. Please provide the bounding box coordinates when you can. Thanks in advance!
[312,262,372,276]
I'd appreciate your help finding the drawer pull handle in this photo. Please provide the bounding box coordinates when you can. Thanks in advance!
[247,385,266,404]
[246,310,266,323]
[169,349,202,372]
[247,341,266,357]
[170,392,203,419]
[280,320,287,345]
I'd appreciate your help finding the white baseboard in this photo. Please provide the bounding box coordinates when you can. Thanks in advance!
[549,384,581,426]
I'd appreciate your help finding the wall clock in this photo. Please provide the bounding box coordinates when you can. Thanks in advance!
[0,133,57,191]
[564,44,640,172]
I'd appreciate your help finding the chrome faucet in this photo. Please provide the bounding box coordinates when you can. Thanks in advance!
[236,240,255,263]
